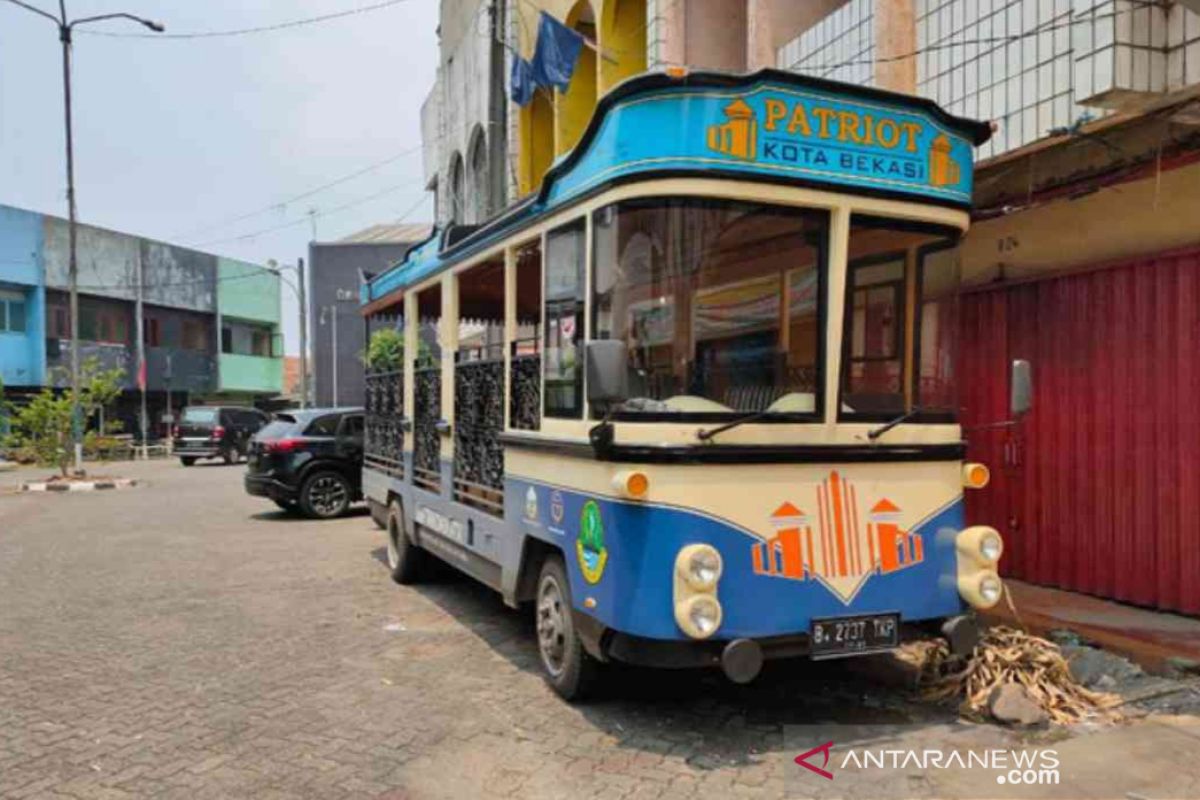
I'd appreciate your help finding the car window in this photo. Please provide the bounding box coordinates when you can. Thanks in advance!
[305,414,341,436]
[182,407,217,424]
[339,415,364,439]
[257,419,299,439]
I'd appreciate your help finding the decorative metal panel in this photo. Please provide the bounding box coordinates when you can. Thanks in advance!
[453,355,505,515]
[509,353,541,431]
[962,246,1200,614]
[413,364,442,492]
[364,369,404,477]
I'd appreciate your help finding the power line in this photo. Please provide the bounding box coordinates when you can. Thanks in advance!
[78,0,412,40]
[169,143,425,242]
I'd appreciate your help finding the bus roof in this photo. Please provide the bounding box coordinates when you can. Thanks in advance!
[363,68,992,310]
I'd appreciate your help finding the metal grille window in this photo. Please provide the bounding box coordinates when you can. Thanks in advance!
[364,367,404,478]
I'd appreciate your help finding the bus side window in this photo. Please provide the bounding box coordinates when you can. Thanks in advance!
[544,220,586,419]
[511,239,543,431]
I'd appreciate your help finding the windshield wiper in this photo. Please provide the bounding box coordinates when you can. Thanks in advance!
[866,407,925,441]
[696,408,775,442]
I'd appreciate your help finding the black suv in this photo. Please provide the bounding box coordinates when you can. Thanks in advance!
[174,406,269,466]
[244,408,364,519]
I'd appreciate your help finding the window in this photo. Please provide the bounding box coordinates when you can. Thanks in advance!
[182,320,209,352]
[339,414,364,440]
[182,407,218,424]
[591,198,827,418]
[81,305,129,345]
[840,216,961,420]
[306,414,341,436]
[221,327,233,354]
[0,291,26,333]
[251,329,270,357]
[144,317,161,347]
[48,305,69,338]
[544,220,586,419]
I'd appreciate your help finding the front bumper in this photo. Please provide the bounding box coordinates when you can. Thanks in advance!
[244,474,297,503]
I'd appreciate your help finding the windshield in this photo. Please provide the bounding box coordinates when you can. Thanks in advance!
[841,215,961,420]
[591,198,827,419]
[182,407,218,424]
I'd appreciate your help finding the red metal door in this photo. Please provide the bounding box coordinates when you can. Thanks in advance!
[961,247,1200,615]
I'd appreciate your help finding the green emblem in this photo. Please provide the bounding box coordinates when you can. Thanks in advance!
[576,499,608,584]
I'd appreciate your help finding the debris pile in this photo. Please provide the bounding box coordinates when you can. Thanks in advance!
[917,626,1124,725]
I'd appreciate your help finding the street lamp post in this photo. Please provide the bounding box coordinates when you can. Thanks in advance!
[2,0,164,474]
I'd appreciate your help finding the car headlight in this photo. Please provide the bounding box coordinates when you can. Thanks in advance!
[956,525,1004,565]
[676,544,722,592]
[676,594,723,639]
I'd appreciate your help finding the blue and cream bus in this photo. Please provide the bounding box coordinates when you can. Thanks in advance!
[360,69,1014,699]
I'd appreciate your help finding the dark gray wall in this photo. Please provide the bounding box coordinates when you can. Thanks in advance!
[309,242,418,407]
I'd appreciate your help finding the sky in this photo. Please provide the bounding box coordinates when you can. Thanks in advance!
[0,0,440,355]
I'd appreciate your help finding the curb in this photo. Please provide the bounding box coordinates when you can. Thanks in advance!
[21,478,138,493]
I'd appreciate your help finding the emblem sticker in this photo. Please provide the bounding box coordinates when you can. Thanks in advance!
[576,499,608,584]
[524,486,539,522]
[750,471,925,604]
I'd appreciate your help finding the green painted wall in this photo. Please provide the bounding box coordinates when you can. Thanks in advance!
[218,257,280,324]
[218,353,283,394]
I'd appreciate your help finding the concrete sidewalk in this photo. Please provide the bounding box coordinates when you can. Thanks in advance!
[987,579,1200,674]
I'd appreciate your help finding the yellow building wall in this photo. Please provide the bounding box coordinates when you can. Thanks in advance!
[516,0,647,196]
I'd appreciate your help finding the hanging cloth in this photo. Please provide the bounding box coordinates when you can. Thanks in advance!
[530,11,585,93]
[510,55,536,106]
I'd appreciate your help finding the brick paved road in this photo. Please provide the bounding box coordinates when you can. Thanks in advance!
[2,460,1197,799]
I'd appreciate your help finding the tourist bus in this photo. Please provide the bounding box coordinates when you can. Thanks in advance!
[359,69,1017,700]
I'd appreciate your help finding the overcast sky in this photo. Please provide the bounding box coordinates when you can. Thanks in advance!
[0,0,439,355]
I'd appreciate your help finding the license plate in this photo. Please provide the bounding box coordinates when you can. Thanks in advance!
[810,612,900,659]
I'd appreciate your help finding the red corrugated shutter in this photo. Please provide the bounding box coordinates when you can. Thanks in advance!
[961,247,1200,615]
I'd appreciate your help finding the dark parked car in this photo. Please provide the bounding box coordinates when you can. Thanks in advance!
[243,407,364,519]
[174,406,269,466]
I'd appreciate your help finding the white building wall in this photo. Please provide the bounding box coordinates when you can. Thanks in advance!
[779,0,1200,161]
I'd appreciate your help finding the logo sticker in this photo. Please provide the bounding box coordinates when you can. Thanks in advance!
[524,486,539,522]
[750,471,925,604]
[576,499,608,585]
[550,490,564,524]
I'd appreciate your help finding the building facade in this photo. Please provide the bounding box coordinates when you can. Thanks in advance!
[775,0,1200,613]
[0,203,284,438]
[309,223,431,408]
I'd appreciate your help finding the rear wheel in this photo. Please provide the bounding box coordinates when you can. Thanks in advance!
[180,457,196,467]
[299,471,351,519]
[536,556,603,701]
[386,500,427,584]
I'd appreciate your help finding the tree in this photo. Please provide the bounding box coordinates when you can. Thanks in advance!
[363,328,404,373]
[2,359,126,476]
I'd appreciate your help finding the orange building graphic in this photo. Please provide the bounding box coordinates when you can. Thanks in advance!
[928,134,961,186]
[707,99,757,160]
[751,471,924,602]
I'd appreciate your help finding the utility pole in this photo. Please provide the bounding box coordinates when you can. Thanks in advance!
[2,0,164,474]
[298,257,308,409]
[136,245,147,459]
[331,303,339,407]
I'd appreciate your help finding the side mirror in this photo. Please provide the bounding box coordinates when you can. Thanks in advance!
[1010,359,1033,417]
[586,340,628,409]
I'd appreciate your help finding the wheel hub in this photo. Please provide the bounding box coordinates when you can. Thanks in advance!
[537,576,567,677]
[310,477,347,516]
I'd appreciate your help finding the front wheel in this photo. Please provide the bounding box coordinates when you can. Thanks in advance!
[299,471,351,519]
[386,500,427,584]
[180,457,196,467]
[536,556,603,701]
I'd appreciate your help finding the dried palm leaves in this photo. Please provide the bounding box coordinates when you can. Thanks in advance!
[916,626,1123,725]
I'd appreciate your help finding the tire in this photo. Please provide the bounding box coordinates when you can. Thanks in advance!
[536,555,603,701]
[272,499,295,512]
[386,499,427,584]
[180,457,196,467]
[299,470,352,519]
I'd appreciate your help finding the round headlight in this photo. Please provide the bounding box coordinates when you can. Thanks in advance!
[979,574,1003,606]
[677,544,722,591]
[979,532,1003,562]
[685,595,722,638]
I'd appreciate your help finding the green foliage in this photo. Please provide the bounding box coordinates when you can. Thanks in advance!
[364,328,404,372]
[2,358,126,476]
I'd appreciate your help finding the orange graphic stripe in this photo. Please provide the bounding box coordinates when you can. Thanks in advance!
[817,484,831,577]
[805,526,815,577]
[829,472,849,577]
